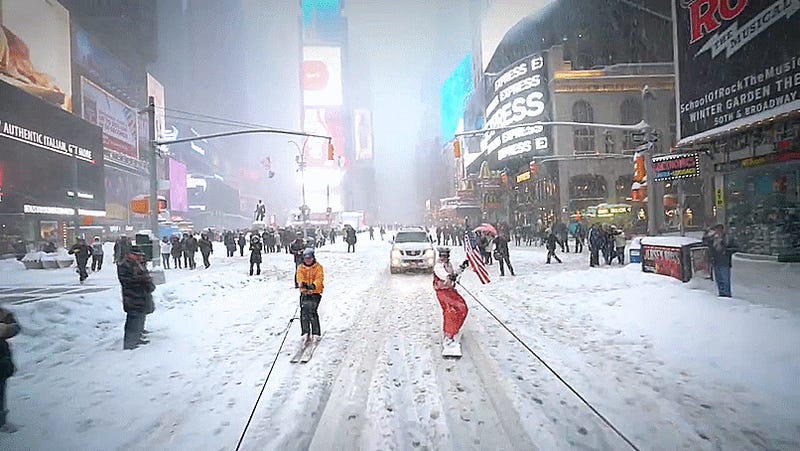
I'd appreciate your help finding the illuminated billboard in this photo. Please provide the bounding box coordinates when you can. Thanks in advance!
[81,76,139,160]
[0,0,72,111]
[441,55,473,141]
[169,159,188,212]
[302,46,343,106]
[303,107,346,167]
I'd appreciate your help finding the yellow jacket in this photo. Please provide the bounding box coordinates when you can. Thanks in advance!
[297,261,324,295]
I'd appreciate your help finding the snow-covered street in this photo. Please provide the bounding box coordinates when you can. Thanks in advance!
[1,234,798,450]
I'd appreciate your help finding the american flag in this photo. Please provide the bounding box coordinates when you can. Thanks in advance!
[464,230,490,284]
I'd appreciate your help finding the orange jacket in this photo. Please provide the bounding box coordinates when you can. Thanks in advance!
[296,261,324,295]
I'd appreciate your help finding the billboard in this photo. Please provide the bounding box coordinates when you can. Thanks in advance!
[303,107,346,167]
[81,76,139,159]
[674,0,800,144]
[441,55,473,141]
[104,165,148,221]
[73,24,137,101]
[0,0,72,111]
[302,46,343,106]
[353,108,373,160]
[652,152,701,181]
[481,52,551,160]
[169,159,188,212]
[0,81,103,215]
[147,73,166,141]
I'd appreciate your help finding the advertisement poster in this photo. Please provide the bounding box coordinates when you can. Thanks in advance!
[641,244,686,281]
[0,81,103,215]
[147,73,165,141]
[73,24,136,99]
[652,152,701,181]
[104,166,148,221]
[169,159,188,212]
[81,76,139,159]
[302,46,343,106]
[673,0,800,143]
[303,107,346,167]
[481,52,551,160]
[0,0,72,111]
[353,108,373,160]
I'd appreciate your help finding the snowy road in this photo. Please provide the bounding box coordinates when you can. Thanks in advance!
[1,235,798,450]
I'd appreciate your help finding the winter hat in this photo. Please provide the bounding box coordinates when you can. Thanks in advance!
[303,248,315,259]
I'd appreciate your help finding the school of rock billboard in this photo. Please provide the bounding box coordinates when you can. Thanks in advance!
[674,0,800,144]
[0,0,73,112]
[481,52,551,160]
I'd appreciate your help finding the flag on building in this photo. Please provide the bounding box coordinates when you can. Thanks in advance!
[464,230,490,284]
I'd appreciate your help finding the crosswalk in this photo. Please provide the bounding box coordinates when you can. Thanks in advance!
[0,285,113,305]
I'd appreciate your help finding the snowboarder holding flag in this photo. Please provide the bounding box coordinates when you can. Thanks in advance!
[433,247,470,355]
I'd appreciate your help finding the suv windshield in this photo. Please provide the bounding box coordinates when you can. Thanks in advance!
[394,232,429,243]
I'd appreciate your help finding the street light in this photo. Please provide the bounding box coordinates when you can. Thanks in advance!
[288,139,309,239]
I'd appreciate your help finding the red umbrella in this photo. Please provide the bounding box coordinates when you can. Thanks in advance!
[473,223,497,236]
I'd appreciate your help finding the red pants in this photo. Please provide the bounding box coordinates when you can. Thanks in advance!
[435,288,468,339]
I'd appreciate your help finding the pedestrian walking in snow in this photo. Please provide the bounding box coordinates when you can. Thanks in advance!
[296,248,324,344]
[185,234,198,269]
[224,232,237,257]
[249,235,263,276]
[588,223,602,267]
[289,233,306,287]
[170,235,183,268]
[703,224,738,297]
[69,237,93,283]
[274,230,283,253]
[0,307,20,433]
[545,229,562,264]
[91,236,104,271]
[612,225,626,264]
[198,233,213,269]
[380,226,386,241]
[237,233,247,257]
[369,226,374,240]
[160,236,172,269]
[345,225,357,253]
[118,246,155,350]
[432,247,469,354]
[493,232,515,276]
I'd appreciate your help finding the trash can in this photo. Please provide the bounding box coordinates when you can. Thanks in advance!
[134,233,154,261]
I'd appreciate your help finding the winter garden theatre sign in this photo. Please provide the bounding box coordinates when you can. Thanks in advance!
[482,53,552,160]
[674,0,800,143]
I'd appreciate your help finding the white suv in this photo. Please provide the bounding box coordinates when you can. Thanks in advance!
[390,228,435,274]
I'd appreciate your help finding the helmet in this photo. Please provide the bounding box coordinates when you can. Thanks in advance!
[437,247,450,257]
[302,248,315,259]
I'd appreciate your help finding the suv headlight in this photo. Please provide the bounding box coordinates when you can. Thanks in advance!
[391,249,402,257]
[423,248,435,257]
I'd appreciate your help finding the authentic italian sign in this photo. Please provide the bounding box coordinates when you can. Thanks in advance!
[481,53,551,160]
[652,152,701,181]
[673,0,800,144]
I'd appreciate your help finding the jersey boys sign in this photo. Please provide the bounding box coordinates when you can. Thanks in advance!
[482,53,551,160]
[674,0,800,143]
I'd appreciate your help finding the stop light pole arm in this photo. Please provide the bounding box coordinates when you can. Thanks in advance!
[155,128,332,146]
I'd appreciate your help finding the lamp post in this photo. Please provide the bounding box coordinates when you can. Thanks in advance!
[288,140,308,239]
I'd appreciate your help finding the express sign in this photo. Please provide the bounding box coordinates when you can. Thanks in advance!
[673,0,800,143]
[481,53,551,160]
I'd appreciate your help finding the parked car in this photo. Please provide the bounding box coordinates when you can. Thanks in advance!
[390,228,435,274]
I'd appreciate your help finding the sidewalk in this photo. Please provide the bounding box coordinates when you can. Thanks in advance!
[732,254,800,314]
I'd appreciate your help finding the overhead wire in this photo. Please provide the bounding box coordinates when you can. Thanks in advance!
[457,281,641,451]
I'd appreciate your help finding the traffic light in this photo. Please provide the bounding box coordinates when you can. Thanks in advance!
[453,139,461,158]
[327,142,335,160]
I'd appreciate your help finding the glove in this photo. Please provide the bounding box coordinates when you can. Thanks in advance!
[460,260,469,270]
[300,282,310,290]
[448,273,458,282]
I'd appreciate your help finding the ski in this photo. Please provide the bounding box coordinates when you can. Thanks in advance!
[290,339,311,363]
[299,336,322,363]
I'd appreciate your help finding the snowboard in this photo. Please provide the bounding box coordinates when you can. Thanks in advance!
[442,339,462,358]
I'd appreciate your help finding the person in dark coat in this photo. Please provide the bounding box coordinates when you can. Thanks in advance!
[0,307,20,432]
[545,229,562,264]
[185,234,198,269]
[703,224,738,297]
[344,225,357,253]
[587,224,602,267]
[117,246,155,350]
[237,233,247,257]
[328,228,336,244]
[69,237,93,283]
[249,235,263,276]
[170,235,183,268]
[90,236,104,271]
[198,233,213,269]
[224,232,237,257]
[493,232,515,276]
[113,235,131,265]
[289,233,306,287]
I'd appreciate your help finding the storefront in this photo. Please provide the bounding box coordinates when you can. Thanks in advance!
[718,151,800,258]
[0,82,105,254]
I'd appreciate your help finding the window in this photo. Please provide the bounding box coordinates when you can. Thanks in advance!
[620,97,642,150]
[573,100,595,154]
[570,174,607,200]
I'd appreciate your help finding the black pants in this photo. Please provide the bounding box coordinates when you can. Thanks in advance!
[498,253,514,275]
[347,243,355,253]
[183,252,189,268]
[161,253,170,268]
[0,378,6,426]
[173,255,182,268]
[124,312,146,349]
[575,237,584,253]
[227,248,235,257]
[91,254,103,271]
[201,251,211,268]
[300,294,321,336]
[187,252,196,269]
[546,249,561,263]
[590,248,600,267]
[250,261,261,275]
[616,247,625,264]
[76,259,89,281]
[239,245,245,256]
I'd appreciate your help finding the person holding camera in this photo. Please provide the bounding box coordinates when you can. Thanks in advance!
[296,248,324,344]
